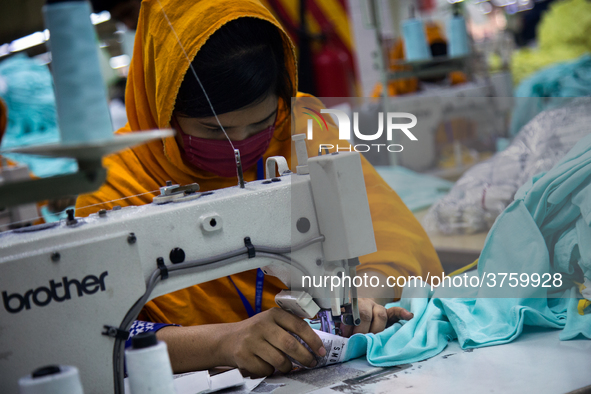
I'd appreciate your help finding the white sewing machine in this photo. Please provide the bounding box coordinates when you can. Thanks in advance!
[0,139,377,393]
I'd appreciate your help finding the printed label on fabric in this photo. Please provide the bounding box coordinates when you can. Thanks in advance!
[315,329,349,367]
[290,329,349,370]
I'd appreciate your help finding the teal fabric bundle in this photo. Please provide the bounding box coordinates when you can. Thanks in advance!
[344,287,458,365]
[0,55,77,177]
[345,133,591,365]
[510,54,591,137]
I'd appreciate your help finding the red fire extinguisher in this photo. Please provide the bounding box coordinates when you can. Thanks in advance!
[418,0,436,12]
[312,25,356,101]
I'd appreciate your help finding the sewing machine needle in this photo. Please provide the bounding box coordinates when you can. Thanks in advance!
[235,149,245,188]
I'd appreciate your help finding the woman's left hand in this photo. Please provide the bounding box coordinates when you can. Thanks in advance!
[338,298,413,338]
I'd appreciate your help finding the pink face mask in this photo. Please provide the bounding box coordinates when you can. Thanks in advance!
[174,117,276,178]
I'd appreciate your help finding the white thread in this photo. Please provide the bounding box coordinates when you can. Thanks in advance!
[74,190,160,211]
[1,190,160,229]
[155,0,236,152]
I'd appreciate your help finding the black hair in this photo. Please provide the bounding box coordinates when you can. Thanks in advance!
[174,18,293,118]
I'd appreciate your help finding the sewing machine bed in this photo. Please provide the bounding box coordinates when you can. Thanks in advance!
[263,328,591,394]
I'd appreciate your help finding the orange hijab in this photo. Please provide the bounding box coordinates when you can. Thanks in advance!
[76,0,442,326]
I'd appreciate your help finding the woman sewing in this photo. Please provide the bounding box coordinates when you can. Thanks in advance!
[75,0,443,376]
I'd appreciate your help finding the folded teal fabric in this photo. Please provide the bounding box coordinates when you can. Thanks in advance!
[344,133,591,366]
[345,287,457,365]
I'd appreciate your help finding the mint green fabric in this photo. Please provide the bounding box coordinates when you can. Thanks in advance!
[344,133,591,365]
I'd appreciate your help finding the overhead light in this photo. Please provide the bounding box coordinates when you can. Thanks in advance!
[0,44,10,57]
[91,11,111,25]
[1,12,109,56]
[8,32,47,52]
[109,54,130,69]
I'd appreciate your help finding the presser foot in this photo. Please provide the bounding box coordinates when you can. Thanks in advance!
[316,306,357,336]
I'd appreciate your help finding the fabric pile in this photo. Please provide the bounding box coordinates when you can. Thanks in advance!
[0,55,77,177]
[424,98,591,235]
[345,132,591,365]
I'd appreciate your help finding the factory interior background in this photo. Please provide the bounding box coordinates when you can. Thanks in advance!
[2,0,590,230]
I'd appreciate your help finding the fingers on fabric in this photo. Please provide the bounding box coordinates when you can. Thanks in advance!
[386,307,414,326]
[266,324,317,368]
[369,305,389,334]
[337,301,415,337]
[340,299,399,336]
[270,308,325,358]
[231,308,324,376]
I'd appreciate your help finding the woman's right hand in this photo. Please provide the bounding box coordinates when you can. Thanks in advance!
[219,308,326,376]
[157,308,326,377]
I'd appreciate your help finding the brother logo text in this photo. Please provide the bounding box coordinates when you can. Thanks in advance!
[2,271,109,314]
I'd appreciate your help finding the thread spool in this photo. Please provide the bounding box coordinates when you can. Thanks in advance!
[447,15,470,58]
[402,10,431,62]
[43,0,114,144]
[125,332,176,394]
[18,365,84,394]
[402,19,431,62]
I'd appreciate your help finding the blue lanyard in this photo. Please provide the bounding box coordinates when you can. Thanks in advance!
[227,158,265,317]
[228,269,264,317]
[256,156,265,182]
